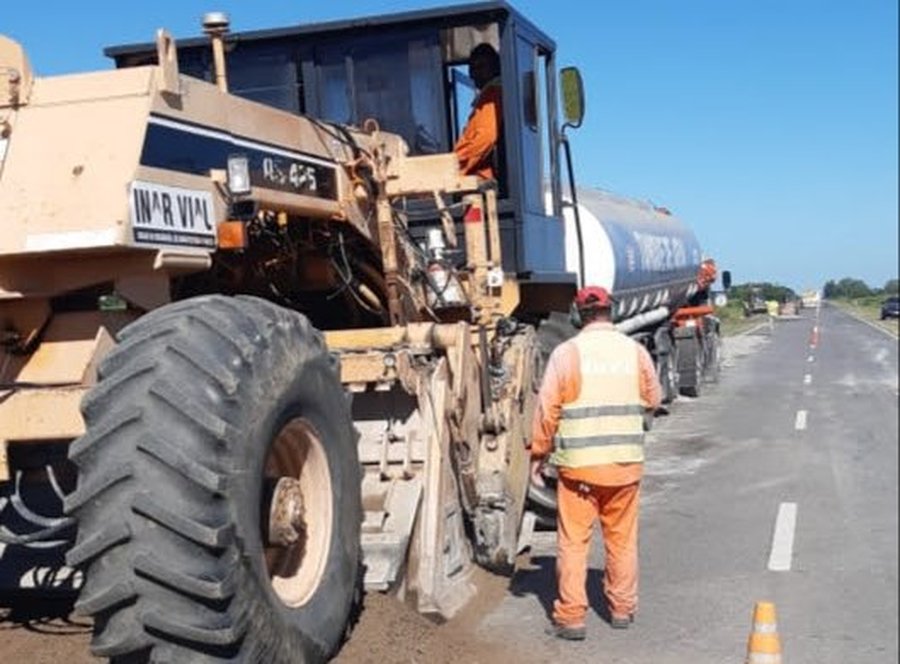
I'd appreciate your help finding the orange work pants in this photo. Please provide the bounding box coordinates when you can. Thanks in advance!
[553,477,641,627]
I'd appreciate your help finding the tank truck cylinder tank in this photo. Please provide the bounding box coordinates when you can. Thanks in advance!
[561,187,704,322]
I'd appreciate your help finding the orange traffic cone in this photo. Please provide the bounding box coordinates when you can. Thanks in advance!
[745,601,782,663]
[809,325,819,348]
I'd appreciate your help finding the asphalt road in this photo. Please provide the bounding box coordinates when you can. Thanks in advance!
[481,304,898,663]
[2,305,896,663]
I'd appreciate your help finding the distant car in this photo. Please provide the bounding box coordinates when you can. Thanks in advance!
[881,296,900,320]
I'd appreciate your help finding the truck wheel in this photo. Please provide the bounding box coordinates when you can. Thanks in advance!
[704,334,722,384]
[65,295,361,663]
[536,311,577,360]
[527,475,558,530]
[526,313,577,527]
[657,351,678,404]
[677,336,702,398]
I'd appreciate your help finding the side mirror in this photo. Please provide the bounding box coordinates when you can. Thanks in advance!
[722,270,732,290]
[559,67,585,128]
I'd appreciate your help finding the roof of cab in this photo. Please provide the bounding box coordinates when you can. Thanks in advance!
[104,1,555,60]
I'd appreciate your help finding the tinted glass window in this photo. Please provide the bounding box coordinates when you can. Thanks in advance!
[227,43,303,114]
[314,34,445,154]
[177,43,303,114]
[317,52,352,124]
[449,66,476,143]
[516,35,542,213]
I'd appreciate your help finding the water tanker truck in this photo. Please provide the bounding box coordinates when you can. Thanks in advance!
[561,187,729,401]
[0,4,727,662]
[527,187,729,521]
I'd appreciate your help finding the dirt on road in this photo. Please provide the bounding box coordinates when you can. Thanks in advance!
[0,568,531,663]
[0,595,93,664]
[334,567,532,664]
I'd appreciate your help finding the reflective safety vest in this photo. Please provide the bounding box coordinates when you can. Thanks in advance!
[550,328,645,468]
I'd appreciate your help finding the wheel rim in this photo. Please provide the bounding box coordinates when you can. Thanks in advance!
[263,418,333,608]
[661,353,676,402]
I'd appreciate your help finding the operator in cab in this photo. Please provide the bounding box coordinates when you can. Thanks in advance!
[454,43,503,181]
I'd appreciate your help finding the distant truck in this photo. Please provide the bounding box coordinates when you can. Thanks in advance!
[801,290,821,308]
[743,287,768,316]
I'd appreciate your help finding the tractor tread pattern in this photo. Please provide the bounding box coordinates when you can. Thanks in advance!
[133,550,237,601]
[67,295,355,662]
[137,433,228,495]
[73,579,137,616]
[68,408,142,461]
[131,493,233,549]
[65,521,132,568]
[64,462,133,512]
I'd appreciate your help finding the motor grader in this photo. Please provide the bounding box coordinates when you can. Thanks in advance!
[0,4,588,661]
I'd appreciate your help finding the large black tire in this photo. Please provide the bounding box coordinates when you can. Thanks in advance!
[676,335,702,398]
[703,333,722,384]
[527,313,576,528]
[535,311,577,363]
[65,295,361,663]
[657,349,678,404]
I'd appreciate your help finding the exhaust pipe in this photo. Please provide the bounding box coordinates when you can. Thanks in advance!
[202,12,230,93]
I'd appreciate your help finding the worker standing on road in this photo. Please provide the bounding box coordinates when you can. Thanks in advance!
[766,299,779,333]
[531,286,662,641]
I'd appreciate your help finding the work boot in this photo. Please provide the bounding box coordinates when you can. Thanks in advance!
[610,613,635,629]
[544,623,587,641]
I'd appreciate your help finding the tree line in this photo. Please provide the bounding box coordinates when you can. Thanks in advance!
[822,278,899,299]
[729,282,798,303]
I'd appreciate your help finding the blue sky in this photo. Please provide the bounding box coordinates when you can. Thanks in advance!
[4,1,897,292]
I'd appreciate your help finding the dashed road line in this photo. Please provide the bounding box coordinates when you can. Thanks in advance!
[803,374,812,385]
[807,355,814,363]
[794,410,808,430]
[767,502,797,571]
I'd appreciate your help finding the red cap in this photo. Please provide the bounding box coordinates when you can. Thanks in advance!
[574,285,614,309]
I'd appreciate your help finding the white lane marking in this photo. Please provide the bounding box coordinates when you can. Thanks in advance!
[803,374,812,385]
[807,355,815,363]
[768,502,797,571]
[795,410,808,430]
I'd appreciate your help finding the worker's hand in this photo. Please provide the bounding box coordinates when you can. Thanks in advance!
[530,458,546,488]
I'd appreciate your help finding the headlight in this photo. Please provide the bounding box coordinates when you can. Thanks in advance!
[227,154,251,196]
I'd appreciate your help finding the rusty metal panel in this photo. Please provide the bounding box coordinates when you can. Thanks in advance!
[360,475,423,591]
[0,440,7,482]
[337,351,401,385]
[0,386,88,443]
[16,312,110,385]
[0,36,33,109]
[0,69,155,255]
[385,153,478,196]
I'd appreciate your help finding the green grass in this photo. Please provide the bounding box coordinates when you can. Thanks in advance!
[828,297,899,336]
[716,300,764,337]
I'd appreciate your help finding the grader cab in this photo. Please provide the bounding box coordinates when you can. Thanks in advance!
[0,3,584,661]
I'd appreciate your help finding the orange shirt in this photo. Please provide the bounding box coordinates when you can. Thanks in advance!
[454,80,502,180]
[531,321,662,486]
